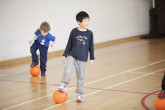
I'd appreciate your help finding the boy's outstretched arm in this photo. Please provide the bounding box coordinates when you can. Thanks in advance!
[49,35,56,47]
[89,33,95,66]
[63,30,73,58]
[29,34,37,45]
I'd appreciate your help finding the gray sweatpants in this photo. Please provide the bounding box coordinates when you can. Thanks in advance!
[61,55,86,94]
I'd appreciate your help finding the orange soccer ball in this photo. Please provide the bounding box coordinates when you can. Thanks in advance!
[30,66,41,76]
[155,98,165,110]
[53,90,67,104]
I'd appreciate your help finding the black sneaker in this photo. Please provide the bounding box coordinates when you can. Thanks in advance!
[30,62,38,67]
[158,90,165,98]
[41,72,46,76]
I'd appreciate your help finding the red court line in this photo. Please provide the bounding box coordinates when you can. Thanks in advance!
[84,86,158,95]
[0,79,159,96]
[0,63,64,80]
[0,39,165,80]
[1,78,160,109]
[0,79,58,86]
[0,72,27,79]
[141,90,161,110]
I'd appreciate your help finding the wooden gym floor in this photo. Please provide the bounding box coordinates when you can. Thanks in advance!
[0,37,165,110]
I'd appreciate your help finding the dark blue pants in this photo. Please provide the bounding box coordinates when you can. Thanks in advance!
[162,72,165,90]
[30,41,48,73]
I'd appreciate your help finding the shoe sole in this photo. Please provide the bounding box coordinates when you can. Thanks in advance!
[30,65,38,67]
[76,100,83,102]
[58,89,66,92]
[158,96,165,99]
[30,63,39,67]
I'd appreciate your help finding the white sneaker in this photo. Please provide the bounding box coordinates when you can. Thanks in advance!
[58,83,66,91]
[76,94,83,102]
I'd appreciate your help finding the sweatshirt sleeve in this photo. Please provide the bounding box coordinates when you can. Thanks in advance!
[63,30,73,57]
[89,32,95,60]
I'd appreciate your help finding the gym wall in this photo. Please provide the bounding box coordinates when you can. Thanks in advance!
[0,0,151,61]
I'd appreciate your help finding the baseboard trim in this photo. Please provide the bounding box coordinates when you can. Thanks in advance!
[94,34,147,49]
[0,34,148,67]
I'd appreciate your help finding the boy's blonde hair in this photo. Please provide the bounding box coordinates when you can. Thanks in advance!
[40,21,50,32]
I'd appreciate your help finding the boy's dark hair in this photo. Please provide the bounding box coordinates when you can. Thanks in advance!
[40,21,50,32]
[76,11,90,22]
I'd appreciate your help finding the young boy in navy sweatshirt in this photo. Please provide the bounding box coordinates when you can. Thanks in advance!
[59,11,95,102]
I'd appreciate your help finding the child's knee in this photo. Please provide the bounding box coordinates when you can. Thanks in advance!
[40,57,47,63]
[65,68,72,74]
[30,46,35,53]
[77,74,85,80]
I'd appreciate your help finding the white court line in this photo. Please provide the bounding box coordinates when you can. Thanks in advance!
[43,68,165,110]
[129,71,148,74]
[2,59,165,110]
[129,71,164,75]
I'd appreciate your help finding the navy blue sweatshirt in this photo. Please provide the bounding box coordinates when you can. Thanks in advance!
[63,28,95,62]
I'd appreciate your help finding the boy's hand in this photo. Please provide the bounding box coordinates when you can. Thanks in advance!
[90,60,94,67]
[50,42,55,47]
[29,40,33,45]
[62,56,66,63]
[50,44,54,47]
